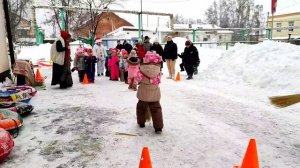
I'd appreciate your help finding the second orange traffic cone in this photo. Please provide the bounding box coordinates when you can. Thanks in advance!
[35,69,43,81]
[82,73,89,84]
[139,147,152,168]
[240,139,259,168]
[175,72,180,81]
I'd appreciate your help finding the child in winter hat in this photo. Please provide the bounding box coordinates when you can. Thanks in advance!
[127,50,140,90]
[84,48,97,83]
[119,49,128,82]
[136,51,163,133]
[108,48,119,81]
[73,47,86,82]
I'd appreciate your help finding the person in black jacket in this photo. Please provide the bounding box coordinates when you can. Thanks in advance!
[123,40,133,54]
[181,40,200,80]
[163,36,178,79]
[150,39,164,69]
[116,40,123,51]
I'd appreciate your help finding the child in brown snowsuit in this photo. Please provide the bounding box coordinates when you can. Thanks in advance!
[136,52,163,133]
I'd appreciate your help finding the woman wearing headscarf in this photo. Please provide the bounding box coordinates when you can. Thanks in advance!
[51,31,73,88]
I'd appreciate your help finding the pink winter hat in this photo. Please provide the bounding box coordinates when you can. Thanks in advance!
[143,51,162,64]
[109,48,118,54]
[121,49,128,56]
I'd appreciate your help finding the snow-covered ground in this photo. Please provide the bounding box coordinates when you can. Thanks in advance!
[2,41,300,168]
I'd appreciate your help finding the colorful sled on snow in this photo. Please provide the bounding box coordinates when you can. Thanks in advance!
[0,128,14,162]
[0,109,23,137]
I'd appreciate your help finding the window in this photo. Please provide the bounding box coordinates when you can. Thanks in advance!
[288,21,294,32]
[219,35,222,40]
[276,23,282,32]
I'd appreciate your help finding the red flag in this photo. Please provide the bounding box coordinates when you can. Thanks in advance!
[272,0,277,14]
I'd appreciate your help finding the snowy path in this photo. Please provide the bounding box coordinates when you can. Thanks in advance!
[2,68,300,168]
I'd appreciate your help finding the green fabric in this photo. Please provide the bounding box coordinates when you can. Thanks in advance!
[0,109,23,124]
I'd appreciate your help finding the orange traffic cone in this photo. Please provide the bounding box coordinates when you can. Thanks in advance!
[240,139,259,168]
[35,69,43,81]
[139,147,152,168]
[82,73,89,84]
[175,72,180,81]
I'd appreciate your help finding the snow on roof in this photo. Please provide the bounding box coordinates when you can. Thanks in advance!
[173,24,220,29]
[217,30,234,34]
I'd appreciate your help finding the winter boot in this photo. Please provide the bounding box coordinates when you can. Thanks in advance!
[128,83,133,89]
[132,84,137,91]
[155,128,162,134]
[166,74,172,79]
[139,123,145,128]
[172,74,176,80]
[186,75,193,80]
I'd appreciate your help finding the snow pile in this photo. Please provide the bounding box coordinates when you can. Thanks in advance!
[172,37,223,71]
[17,41,91,66]
[204,41,300,93]
[17,43,52,65]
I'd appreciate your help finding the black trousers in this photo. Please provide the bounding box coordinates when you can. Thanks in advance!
[184,64,194,77]
[124,71,128,83]
[78,70,85,82]
[180,63,185,71]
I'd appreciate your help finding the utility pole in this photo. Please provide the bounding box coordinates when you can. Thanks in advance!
[141,0,143,40]
[2,0,15,65]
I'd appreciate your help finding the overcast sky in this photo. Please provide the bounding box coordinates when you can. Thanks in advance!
[114,0,300,19]
[37,0,300,37]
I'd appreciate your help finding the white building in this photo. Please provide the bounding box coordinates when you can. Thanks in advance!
[104,24,234,44]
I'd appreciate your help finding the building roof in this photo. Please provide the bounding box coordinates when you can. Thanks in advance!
[173,24,220,29]
[76,12,133,30]
[268,12,300,19]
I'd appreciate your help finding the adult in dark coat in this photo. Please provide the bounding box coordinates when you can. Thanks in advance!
[143,36,152,52]
[51,31,73,88]
[163,36,178,79]
[123,40,133,54]
[116,40,123,51]
[180,40,200,80]
[150,40,164,69]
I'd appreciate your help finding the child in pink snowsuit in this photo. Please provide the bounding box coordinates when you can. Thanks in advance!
[127,50,140,91]
[108,48,119,81]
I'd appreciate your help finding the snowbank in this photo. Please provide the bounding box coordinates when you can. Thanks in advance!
[17,41,92,66]
[204,41,300,94]
[17,43,52,65]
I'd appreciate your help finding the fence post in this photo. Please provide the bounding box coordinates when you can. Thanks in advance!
[192,30,196,42]
[138,14,142,39]
[266,29,271,40]
[240,29,245,41]
[226,42,229,50]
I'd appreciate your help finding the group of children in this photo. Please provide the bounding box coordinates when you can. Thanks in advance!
[73,46,141,91]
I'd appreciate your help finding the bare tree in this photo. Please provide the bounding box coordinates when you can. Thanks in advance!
[174,14,185,24]
[8,0,33,41]
[43,0,124,39]
[205,1,218,26]
[84,0,124,37]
